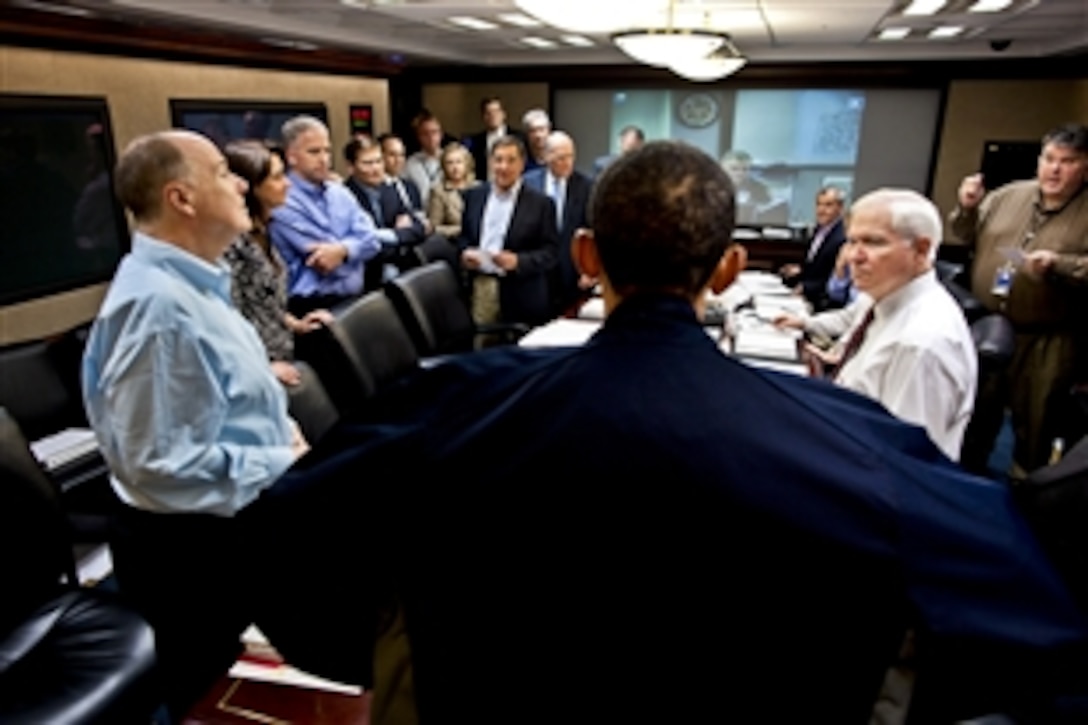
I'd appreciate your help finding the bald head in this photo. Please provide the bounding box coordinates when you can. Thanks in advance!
[545,131,575,180]
[115,129,251,261]
[115,130,198,222]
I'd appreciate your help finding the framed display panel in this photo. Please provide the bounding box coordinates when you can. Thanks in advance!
[0,94,129,306]
[170,99,329,147]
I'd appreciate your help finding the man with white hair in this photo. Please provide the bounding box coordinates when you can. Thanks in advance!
[521,108,551,172]
[523,130,593,313]
[833,188,977,460]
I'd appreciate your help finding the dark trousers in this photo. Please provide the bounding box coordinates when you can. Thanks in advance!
[110,469,377,718]
[961,331,1084,475]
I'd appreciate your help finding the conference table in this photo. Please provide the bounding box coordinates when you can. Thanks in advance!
[519,272,811,378]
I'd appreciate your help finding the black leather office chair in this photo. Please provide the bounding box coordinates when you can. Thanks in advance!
[385,262,529,357]
[0,336,85,443]
[286,360,339,444]
[0,408,157,724]
[308,291,420,415]
[971,313,1016,373]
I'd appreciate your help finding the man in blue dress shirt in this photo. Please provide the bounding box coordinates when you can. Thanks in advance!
[82,129,377,716]
[270,115,381,315]
[298,141,1087,723]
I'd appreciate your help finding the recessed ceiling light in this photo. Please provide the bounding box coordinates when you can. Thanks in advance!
[903,0,946,15]
[879,27,911,40]
[520,36,558,49]
[928,25,964,38]
[968,0,1014,11]
[497,12,542,27]
[339,0,366,7]
[449,16,499,30]
[560,35,595,47]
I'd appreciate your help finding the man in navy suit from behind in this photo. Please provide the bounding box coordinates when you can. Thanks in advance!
[295,141,1088,723]
[522,130,593,314]
[781,186,848,310]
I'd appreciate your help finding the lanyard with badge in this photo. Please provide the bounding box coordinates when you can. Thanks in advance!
[992,206,1047,300]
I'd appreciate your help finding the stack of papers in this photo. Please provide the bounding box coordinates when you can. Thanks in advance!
[30,428,99,471]
[753,295,808,318]
[518,319,601,348]
[577,297,606,321]
[732,329,800,361]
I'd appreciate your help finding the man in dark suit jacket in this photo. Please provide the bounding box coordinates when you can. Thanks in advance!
[343,137,425,291]
[287,142,1088,723]
[522,130,593,315]
[457,135,558,326]
[465,96,526,185]
[780,186,848,310]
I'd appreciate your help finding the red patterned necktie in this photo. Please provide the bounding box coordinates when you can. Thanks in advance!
[834,307,876,382]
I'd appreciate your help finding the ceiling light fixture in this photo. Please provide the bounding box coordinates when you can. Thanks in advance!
[968,0,1014,11]
[448,16,498,31]
[878,27,911,40]
[520,36,558,49]
[498,13,543,28]
[902,0,947,16]
[928,25,964,38]
[560,35,595,47]
[513,0,662,34]
[609,2,747,81]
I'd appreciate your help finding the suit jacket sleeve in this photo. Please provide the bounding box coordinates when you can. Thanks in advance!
[514,192,559,276]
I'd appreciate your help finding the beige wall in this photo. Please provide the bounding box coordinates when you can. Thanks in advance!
[932,78,1087,239]
[422,82,549,138]
[0,45,388,344]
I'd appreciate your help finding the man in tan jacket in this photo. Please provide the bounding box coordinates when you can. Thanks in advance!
[951,122,1088,475]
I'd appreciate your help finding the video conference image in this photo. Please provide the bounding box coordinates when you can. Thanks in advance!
[556,87,942,227]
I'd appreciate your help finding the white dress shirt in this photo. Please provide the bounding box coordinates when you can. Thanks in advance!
[477,180,521,274]
[835,270,977,461]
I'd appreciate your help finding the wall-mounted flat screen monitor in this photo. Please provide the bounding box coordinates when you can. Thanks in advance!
[556,87,942,228]
[170,99,329,148]
[979,140,1040,192]
[0,94,129,307]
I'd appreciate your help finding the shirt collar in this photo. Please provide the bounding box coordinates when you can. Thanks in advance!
[288,171,326,198]
[491,179,522,201]
[131,231,232,302]
[873,268,938,321]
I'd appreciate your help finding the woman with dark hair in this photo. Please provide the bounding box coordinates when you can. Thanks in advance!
[223,141,332,386]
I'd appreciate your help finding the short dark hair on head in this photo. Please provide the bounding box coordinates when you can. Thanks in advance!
[491,135,525,162]
[343,135,380,164]
[115,133,189,222]
[480,96,502,113]
[590,141,736,298]
[619,125,644,142]
[377,133,402,149]
[411,110,437,130]
[1042,123,1088,154]
[224,141,285,221]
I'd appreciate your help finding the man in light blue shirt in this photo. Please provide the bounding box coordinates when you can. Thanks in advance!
[82,129,373,716]
[270,115,381,315]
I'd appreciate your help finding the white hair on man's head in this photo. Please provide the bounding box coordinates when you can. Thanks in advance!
[853,188,942,262]
[522,108,551,129]
[817,186,847,204]
[281,115,328,148]
[545,130,574,153]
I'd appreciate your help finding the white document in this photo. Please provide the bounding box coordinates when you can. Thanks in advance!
[578,297,606,320]
[30,428,99,470]
[754,295,808,318]
[739,356,809,376]
[732,328,800,361]
[233,625,363,695]
[464,248,505,276]
[518,319,601,348]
